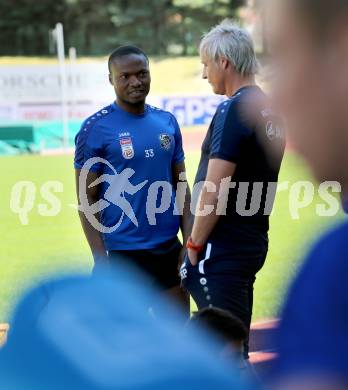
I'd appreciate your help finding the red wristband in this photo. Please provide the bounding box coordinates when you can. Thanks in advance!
[186,236,204,253]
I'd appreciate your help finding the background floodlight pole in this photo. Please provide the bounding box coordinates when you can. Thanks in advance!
[54,23,69,150]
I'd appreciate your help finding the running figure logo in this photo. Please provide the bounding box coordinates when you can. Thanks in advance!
[78,157,148,233]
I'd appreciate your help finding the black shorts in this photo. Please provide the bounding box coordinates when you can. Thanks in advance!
[108,237,182,290]
[180,240,267,358]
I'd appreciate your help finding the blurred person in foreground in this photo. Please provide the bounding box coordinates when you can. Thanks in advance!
[74,45,191,313]
[268,0,348,389]
[0,262,256,390]
[180,20,285,358]
[187,307,260,383]
[188,307,248,363]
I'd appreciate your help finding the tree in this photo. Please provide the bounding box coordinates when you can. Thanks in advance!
[0,0,66,55]
[0,0,246,56]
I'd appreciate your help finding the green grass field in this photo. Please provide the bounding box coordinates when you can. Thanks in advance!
[0,147,343,322]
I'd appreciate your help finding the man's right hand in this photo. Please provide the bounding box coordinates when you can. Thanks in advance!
[177,246,187,272]
[75,168,109,268]
[93,251,109,264]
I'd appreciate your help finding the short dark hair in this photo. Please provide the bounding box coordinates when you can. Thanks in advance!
[189,307,248,344]
[108,45,149,72]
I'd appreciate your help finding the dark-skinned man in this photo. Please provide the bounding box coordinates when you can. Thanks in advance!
[74,46,191,315]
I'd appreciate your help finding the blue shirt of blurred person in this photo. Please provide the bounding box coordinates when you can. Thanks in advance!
[0,262,256,390]
[274,221,348,385]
